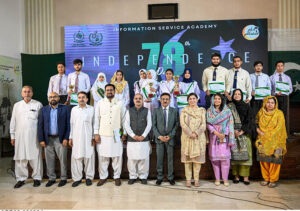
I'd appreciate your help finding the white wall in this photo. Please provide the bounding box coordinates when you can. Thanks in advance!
[0,0,25,59]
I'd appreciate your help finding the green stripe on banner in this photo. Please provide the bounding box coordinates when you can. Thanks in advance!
[255,87,270,90]
[210,90,225,94]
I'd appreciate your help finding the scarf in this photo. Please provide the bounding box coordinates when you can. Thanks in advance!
[91,72,107,98]
[110,71,128,94]
[182,68,193,83]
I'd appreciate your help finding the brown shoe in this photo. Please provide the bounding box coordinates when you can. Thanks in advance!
[115,178,121,186]
[97,179,106,186]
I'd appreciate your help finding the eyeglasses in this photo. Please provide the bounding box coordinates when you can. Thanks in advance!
[49,96,59,99]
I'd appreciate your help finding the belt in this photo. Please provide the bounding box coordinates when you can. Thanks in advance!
[48,135,59,137]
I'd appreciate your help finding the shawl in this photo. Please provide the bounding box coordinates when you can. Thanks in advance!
[255,96,287,157]
[110,71,128,94]
[91,72,107,98]
[206,95,235,145]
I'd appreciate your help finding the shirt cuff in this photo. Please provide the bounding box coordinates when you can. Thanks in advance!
[94,129,99,134]
[10,133,15,139]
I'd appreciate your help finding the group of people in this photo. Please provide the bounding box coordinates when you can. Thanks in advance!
[10,53,291,189]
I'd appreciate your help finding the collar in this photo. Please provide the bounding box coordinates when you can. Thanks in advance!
[162,105,170,110]
[254,72,262,76]
[275,71,284,76]
[57,73,65,77]
[50,105,58,110]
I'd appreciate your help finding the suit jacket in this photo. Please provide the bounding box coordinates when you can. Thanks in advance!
[152,106,179,146]
[38,104,71,145]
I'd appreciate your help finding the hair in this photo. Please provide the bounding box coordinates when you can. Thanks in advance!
[73,59,83,65]
[232,89,243,101]
[275,60,285,67]
[160,92,171,99]
[105,83,115,91]
[211,53,221,59]
[268,97,277,105]
[187,93,198,101]
[213,93,225,111]
[22,85,33,92]
[77,91,88,98]
[56,61,65,66]
[233,56,243,62]
[165,69,174,75]
[116,69,123,76]
[253,61,263,67]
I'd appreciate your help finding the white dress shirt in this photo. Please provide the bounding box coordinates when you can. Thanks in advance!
[250,72,272,91]
[47,74,68,96]
[227,68,252,100]
[67,71,91,93]
[202,65,229,92]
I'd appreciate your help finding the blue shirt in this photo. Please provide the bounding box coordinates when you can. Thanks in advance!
[250,72,272,91]
[270,72,293,95]
[49,106,58,135]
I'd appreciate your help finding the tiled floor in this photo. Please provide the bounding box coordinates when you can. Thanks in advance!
[0,157,299,210]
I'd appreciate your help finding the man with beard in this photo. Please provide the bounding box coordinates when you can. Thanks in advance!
[38,92,70,187]
[94,84,126,187]
[69,91,95,187]
[10,86,43,188]
[202,53,229,108]
[124,94,152,185]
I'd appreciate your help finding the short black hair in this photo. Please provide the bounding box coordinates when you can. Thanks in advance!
[233,56,243,62]
[160,92,171,99]
[213,93,225,111]
[253,61,263,67]
[78,91,88,98]
[211,53,221,59]
[187,93,198,101]
[73,59,83,65]
[275,60,285,67]
[105,83,115,91]
[56,61,65,66]
[165,69,174,75]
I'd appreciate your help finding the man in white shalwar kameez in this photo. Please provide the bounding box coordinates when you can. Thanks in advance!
[124,94,152,185]
[69,91,95,187]
[94,84,126,186]
[10,86,43,188]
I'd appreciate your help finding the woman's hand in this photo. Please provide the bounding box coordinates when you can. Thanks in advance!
[257,128,264,136]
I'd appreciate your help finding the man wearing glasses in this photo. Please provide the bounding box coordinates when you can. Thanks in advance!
[38,92,71,187]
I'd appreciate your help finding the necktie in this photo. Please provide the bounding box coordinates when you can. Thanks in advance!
[279,74,283,82]
[163,108,167,133]
[58,75,63,95]
[255,74,259,88]
[233,70,239,89]
[74,74,79,93]
[213,67,217,81]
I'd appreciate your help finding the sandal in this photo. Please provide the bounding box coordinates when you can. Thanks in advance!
[186,180,191,188]
[194,180,200,187]
[214,180,220,186]
[268,182,277,188]
[224,181,230,187]
[260,181,269,186]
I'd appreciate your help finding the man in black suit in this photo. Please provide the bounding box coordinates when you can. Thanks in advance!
[152,92,179,185]
[38,92,71,187]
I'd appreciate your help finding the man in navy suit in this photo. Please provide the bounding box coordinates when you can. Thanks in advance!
[38,92,71,187]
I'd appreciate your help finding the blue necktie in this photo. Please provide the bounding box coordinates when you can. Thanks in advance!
[233,70,239,89]
[213,67,217,81]
[163,108,167,133]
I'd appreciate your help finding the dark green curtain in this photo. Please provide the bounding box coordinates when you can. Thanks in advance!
[21,53,65,105]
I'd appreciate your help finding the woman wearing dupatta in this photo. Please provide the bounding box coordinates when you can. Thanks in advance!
[207,94,235,187]
[141,69,159,113]
[180,93,207,187]
[256,96,287,188]
[227,89,256,185]
[134,69,147,94]
[110,70,130,109]
[91,72,107,109]
[178,68,201,114]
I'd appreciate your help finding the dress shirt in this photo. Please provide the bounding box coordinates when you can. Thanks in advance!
[270,72,293,95]
[250,72,271,91]
[202,65,229,92]
[49,106,58,135]
[227,68,252,100]
[67,71,91,93]
[47,74,68,96]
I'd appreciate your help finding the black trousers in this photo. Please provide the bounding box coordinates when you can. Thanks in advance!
[250,99,263,118]
[276,95,288,121]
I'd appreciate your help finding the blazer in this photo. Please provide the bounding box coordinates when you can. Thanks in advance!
[152,106,179,146]
[38,104,71,145]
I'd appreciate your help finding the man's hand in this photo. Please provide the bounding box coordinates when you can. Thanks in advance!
[62,139,68,147]
[206,90,210,96]
[11,139,15,146]
[40,141,46,147]
[251,91,255,96]
[133,135,139,141]
[92,139,95,146]
[94,134,101,144]
[159,136,167,142]
[69,139,73,147]
[225,92,232,101]
[245,99,250,104]
[164,136,170,142]
[122,135,127,141]
[137,136,145,142]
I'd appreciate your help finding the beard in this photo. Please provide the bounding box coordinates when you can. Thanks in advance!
[50,100,58,106]
[212,62,220,67]
[106,94,114,99]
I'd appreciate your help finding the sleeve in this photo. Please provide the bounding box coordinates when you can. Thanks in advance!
[91,108,95,139]
[195,109,206,136]
[124,83,130,107]
[250,74,255,91]
[225,70,232,93]
[287,75,293,95]
[142,110,152,138]
[64,106,71,140]
[152,109,161,138]
[270,75,276,95]
[168,109,179,139]
[134,81,140,94]
[245,72,252,100]
[94,103,100,134]
[157,82,162,100]
[47,77,53,97]
[180,110,192,136]
[10,104,17,139]
[91,85,101,103]
[67,74,72,92]
[124,110,135,138]
[84,74,91,93]
[38,107,45,142]
[202,69,208,92]
[121,104,127,134]
[207,123,216,133]
[194,82,201,98]
[266,75,272,90]
[69,109,74,139]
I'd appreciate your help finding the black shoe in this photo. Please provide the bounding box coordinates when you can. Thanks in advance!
[233,179,240,184]
[72,180,82,187]
[86,179,92,186]
[46,180,56,187]
[244,181,250,185]
[168,179,175,185]
[58,180,67,187]
[156,179,162,185]
[33,180,41,187]
[141,179,147,185]
[128,179,136,185]
[14,181,25,189]
[97,179,106,186]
